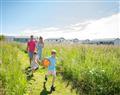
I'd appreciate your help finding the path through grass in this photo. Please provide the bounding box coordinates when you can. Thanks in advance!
[25,69,77,95]
[18,49,77,95]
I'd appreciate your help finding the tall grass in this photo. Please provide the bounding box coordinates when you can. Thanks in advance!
[0,42,120,95]
[0,42,27,95]
[43,44,120,95]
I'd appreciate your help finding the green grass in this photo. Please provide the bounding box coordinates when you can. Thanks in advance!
[42,44,120,95]
[25,69,77,95]
[0,42,120,95]
[0,42,27,95]
[0,42,77,95]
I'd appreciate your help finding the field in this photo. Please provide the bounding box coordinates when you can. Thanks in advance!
[0,41,120,95]
[0,42,27,95]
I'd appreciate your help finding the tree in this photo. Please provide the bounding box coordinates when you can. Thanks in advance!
[0,35,5,41]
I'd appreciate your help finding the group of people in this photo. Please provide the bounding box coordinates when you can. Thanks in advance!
[26,35,56,91]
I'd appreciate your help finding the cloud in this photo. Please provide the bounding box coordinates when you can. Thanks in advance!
[42,27,60,32]
[69,22,91,31]
[81,13,120,39]
[20,13,120,40]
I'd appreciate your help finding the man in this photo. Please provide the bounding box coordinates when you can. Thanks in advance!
[27,35,36,65]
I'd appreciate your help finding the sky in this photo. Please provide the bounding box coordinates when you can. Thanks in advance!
[0,0,120,40]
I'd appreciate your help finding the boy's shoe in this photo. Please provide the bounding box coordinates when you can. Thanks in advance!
[50,85,55,91]
[30,72,33,77]
[35,67,39,70]
[45,75,48,81]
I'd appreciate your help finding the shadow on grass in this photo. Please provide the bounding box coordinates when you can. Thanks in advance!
[40,82,52,95]
[25,66,33,81]
[65,81,74,93]
[62,77,78,94]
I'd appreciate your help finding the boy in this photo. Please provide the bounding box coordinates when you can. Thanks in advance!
[31,51,39,71]
[45,49,57,91]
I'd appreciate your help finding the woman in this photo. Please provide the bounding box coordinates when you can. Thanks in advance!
[36,36,44,60]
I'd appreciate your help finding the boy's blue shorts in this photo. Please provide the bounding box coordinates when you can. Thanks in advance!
[28,52,34,59]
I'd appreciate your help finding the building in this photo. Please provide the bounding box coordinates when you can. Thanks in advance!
[90,38,120,45]
[14,37,29,43]
[44,37,65,43]
[73,38,79,43]
[45,38,81,44]
[5,35,120,45]
[81,39,90,44]
[114,38,120,45]
[5,36,14,42]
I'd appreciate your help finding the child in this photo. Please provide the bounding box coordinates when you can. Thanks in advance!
[31,51,39,72]
[45,49,57,91]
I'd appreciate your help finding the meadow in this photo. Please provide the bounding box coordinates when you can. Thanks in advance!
[0,42,27,95]
[43,44,120,95]
[0,41,120,95]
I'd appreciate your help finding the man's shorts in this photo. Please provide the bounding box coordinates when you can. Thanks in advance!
[28,52,34,59]
[47,70,56,76]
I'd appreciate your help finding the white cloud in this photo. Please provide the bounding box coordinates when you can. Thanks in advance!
[69,21,91,31]
[20,13,120,40]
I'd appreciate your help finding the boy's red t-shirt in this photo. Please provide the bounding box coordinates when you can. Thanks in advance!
[27,40,36,52]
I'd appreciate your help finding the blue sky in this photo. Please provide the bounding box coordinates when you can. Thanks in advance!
[0,0,120,39]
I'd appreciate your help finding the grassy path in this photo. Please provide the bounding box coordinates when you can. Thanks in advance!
[18,50,77,95]
[25,69,77,95]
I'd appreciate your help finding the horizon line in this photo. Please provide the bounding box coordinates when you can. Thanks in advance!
[1,0,119,3]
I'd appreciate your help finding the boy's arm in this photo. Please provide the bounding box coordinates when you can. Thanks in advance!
[34,59,38,64]
[34,56,40,64]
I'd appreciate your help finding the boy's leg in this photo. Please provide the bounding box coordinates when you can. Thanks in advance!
[45,71,51,81]
[45,74,48,81]
[52,75,56,86]
[32,69,35,73]
[51,71,56,91]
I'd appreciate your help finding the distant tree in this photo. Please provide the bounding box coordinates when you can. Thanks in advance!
[0,35,5,41]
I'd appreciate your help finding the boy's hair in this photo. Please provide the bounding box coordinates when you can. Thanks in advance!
[34,52,37,55]
[51,49,56,54]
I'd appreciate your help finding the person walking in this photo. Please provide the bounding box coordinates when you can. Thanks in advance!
[36,36,44,60]
[27,35,36,65]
